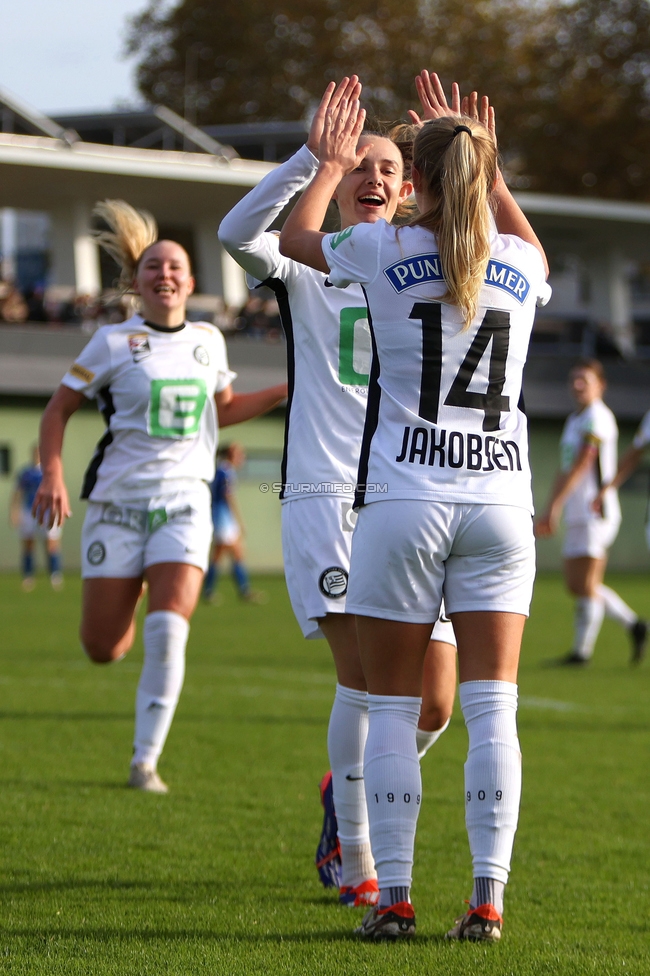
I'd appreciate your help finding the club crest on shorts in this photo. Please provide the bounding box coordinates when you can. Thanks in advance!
[319,566,348,598]
[128,334,151,362]
[193,345,210,366]
[87,541,106,566]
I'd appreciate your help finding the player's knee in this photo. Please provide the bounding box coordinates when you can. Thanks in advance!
[419,702,452,732]
[80,631,129,664]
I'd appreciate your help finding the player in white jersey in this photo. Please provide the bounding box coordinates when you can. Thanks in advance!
[596,405,650,572]
[33,201,286,793]
[280,84,550,941]
[219,77,458,908]
[537,359,646,664]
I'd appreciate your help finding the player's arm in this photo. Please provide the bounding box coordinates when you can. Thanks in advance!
[592,443,644,514]
[33,385,85,528]
[215,384,287,428]
[280,96,369,271]
[458,91,549,278]
[535,439,599,537]
[219,77,360,280]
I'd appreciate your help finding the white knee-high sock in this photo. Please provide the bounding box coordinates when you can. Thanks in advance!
[132,611,188,769]
[327,684,376,887]
[598,585,637,628]
[460,681,521,888]
[573,596,605,659]
[364,695,422,898]
[416,717,451,759]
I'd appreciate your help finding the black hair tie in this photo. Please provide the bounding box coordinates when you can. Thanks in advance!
[453,124,472,136]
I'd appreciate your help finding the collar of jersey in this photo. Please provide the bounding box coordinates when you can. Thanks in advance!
[142,319,186,334]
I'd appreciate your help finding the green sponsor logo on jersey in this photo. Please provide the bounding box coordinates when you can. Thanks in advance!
[149,378,208,438]
[338,307,370,386]
[329,225,354,250]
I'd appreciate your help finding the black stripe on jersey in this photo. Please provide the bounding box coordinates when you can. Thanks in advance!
[261,277,294,500]
[355,288,381,509]
[81,386,116,499]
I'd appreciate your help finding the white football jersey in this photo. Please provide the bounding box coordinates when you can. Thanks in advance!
[61,315,236,502]
[632,410,650,449]
[219,145,371,501]
[560,399,621,524]
[323,220,551,511]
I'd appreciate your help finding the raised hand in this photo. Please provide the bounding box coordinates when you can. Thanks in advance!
[307,76,362,156]
[461,91,497,147]
[319,95,368,176]
[408,71,461,126]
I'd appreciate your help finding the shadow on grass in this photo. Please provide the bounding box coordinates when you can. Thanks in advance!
[0,925,449,945]
[0,712,327,727]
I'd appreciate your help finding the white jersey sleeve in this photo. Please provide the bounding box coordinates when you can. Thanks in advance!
[323,221,384,288]
[633,410,650,449]
[62,328,116,398]
[218,144,319,285]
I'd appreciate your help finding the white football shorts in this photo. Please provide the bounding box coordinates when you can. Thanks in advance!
[81,486,212,579]
[346,500,536,623]
[212,504,240,546]
[562,516,621,560]
[281,496,358,639]
[431,607,456,646]
[19,510,62,541]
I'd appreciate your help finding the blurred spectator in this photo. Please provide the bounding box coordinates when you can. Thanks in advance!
[24,285,47,322]
[0,281,28,323]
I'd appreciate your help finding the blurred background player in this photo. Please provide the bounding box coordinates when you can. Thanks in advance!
[10,445,63,591]
[33,199,286,795]
[219,77,458,910]
[203,442,264,603]
[536,359,646,664]
[596,406,650,581]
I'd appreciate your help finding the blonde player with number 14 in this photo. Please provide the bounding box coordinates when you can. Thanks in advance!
[280,90,550,940]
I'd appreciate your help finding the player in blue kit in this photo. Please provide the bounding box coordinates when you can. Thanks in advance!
[10,445,63,591]
[203,443,261,603]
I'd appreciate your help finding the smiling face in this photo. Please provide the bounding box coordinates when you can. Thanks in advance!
[133,240,195,326]
[570,367,605,408]
[334,135,413,229]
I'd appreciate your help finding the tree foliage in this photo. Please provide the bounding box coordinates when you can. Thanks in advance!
[126,0,650,201]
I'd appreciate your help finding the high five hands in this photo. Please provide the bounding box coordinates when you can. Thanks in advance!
[317,87,369,178]
[307,76,362,157]
[409,70,497,147]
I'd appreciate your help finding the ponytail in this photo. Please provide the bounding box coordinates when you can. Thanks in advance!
[92,199,158,291]
[410,117,497,329]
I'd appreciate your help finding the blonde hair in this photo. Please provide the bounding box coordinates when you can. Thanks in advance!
[410,116,497,329]
[92,199,158,291]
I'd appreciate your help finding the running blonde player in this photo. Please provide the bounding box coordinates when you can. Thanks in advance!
[280,88,550,941]
[33,201,286,793]
[219,77,457,907]
[536,359,646,664]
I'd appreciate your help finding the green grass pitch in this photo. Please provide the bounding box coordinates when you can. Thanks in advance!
[0,570,649,975]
